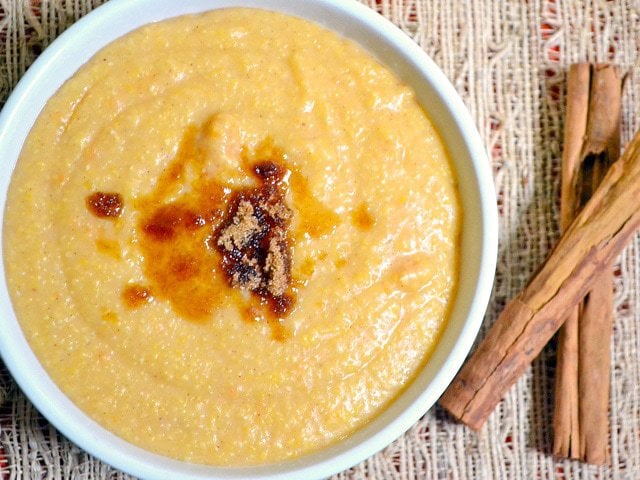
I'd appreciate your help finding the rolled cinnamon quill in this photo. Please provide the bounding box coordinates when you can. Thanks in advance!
[553,63,621,465]
[439,124,640,432]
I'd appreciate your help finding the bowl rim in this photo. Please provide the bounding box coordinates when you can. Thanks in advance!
[0,0,498,478]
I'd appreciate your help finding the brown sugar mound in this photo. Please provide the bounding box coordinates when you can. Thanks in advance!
[215,161,294,315]
[217,200,261,252]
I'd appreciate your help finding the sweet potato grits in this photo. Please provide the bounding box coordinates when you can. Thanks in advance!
[3,8,460,465]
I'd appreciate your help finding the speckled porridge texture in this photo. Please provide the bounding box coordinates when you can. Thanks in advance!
[3,8,459,466]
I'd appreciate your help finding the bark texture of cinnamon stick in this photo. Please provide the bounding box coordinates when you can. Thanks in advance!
[553,63,622,465]
[553,63,590,460]
[438,126,640,432]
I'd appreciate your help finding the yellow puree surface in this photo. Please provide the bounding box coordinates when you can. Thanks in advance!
[3,9,460,466]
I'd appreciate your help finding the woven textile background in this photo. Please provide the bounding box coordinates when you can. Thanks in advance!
[0,0,639,478]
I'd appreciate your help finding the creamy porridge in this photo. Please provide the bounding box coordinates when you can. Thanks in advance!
[3,9,460,465]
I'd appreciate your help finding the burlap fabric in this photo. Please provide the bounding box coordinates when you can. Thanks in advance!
[1,0,639,478]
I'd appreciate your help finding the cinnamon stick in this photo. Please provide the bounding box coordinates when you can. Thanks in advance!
[439,126,640,431]
[553,63,622,465]
[553,63,590,460]
[577,64,621,464]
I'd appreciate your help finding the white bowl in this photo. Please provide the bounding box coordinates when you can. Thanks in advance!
[0,0,497,478]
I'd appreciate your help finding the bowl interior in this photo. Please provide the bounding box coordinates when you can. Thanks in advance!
[0,1,497,479]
